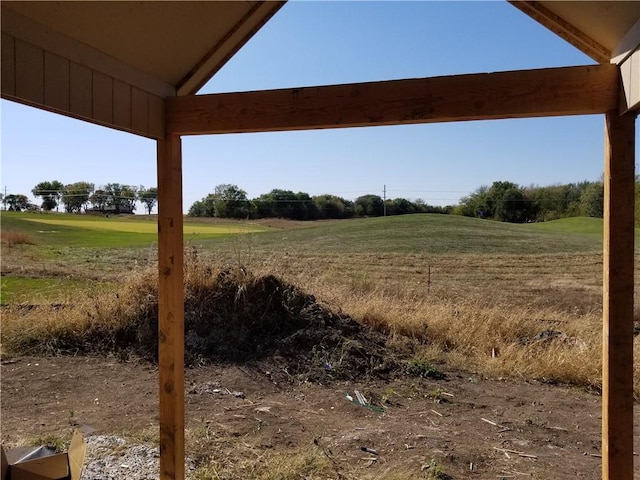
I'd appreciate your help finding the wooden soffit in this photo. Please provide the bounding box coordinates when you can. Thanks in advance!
[510,1,640,64]
[1,1,284,138]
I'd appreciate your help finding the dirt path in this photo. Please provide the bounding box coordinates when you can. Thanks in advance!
[1,356,639,479]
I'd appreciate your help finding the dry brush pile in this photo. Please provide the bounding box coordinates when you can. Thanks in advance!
[0,255,413,384]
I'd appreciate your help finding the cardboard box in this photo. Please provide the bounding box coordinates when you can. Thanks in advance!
[1,430,85,480]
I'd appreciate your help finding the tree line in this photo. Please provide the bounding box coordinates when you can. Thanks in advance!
[5,178,640,226]
[453,177,640,225]
[188,184,450,220]
[1,180,158,214]
[452,180,610,223]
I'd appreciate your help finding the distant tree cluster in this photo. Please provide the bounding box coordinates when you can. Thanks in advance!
[188,184,448,220]
[11,177,640,226]
[25,180,158,214]
[3,194,36,212]
[453,180,607,223]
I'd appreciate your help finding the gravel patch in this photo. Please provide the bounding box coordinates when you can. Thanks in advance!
[81,435,195,480]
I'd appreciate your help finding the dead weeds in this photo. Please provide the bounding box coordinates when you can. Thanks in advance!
[1,230,36,247]
[1,254,413,384]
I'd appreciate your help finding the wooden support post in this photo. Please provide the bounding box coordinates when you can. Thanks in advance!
[157,134,185,480]
[602,110,635,480]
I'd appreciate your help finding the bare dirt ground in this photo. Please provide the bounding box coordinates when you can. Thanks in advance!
[2,355,639,479]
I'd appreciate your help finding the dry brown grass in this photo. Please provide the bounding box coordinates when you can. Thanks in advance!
[2,245,639,398]
[1,230,36,247]
[189,439,436,480]
[197,247,639,398]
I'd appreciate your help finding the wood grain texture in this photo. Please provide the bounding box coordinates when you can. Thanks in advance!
[44,51,70,112]
[15,39,43,104]
[167,65,619,135]
[69,62,92,119]
[92,71,113,124]
[2,6,175,98]
[602,110,635,480]
[148,94,165,139]
[508,1,610,63]
[157,135,185,480]
[132,87,149,134]
[113,79,132,129]
[177,1,285,95]
[1,32,16,97]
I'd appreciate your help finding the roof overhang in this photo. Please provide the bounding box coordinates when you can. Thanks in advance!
[509,1,640,64]
[509,1,640,111]
[2,1,638,138]
[1,1,284,138]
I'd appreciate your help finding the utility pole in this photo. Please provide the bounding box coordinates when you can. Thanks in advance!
[383,184,387,217]
[2,186,6,211]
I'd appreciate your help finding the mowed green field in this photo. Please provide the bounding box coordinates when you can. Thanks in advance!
[1,211,614,305]
[1,212,270,247]
[1,211,610,252]
[195,213,606,255]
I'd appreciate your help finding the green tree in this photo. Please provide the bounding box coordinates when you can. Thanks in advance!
[104,183,136,213]
[255,189,312,219]
[493,186,530,223]
[188,196,216,217]
[5,194,30,212]
[89,189,109,211]
[32,180,64,211]
[313,194,353,219]
[354,194,384,217]
[457,185,490,218]
[580,182,604,218]
[294,192,318,220]
[61,182,94,213]
[138,186,158,215]
[120,185,138,213]
[561,182,590,217]
[531,184,565,221]
[212,184,251,219]
[386,198,416,216]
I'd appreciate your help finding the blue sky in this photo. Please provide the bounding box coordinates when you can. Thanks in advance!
[2,1,638,213]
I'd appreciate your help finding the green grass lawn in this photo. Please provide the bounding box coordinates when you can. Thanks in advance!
[195,214,607,255]
[1,211,611,254]
[0,276,106,304]
[525,216,604,235]
[0,212,624,304]
[1,212,269,247]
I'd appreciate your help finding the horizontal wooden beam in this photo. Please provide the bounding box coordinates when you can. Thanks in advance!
[508,1,610,64]
[166,64,619,136]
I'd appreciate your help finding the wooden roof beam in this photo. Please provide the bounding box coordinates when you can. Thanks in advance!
[508,1,610,64]
[176,1,286,96]
[166,64,619,136]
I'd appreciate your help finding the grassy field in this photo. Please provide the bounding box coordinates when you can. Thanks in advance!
[1,211,638,397]
[1,212,269,247]
[192,213,605,255]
